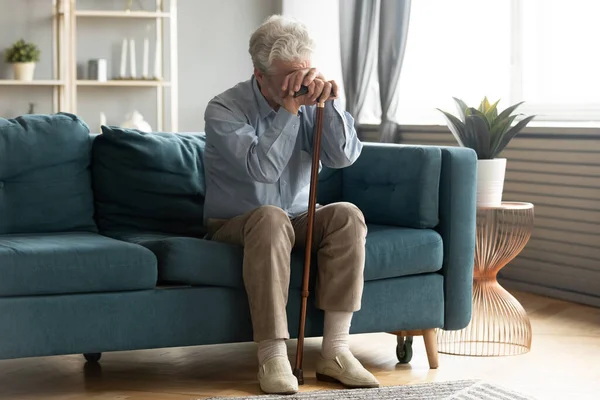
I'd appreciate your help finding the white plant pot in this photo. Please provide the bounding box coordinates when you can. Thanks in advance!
[13,62,36,81]
[477,158,507,207]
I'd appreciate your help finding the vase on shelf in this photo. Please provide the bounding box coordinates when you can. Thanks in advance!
[121,110,152,132]
[12,62,36,81]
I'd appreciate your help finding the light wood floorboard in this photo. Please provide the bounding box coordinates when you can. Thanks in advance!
[1,291,599,399]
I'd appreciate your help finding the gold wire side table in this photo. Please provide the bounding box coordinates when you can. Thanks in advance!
[437,202,534,356]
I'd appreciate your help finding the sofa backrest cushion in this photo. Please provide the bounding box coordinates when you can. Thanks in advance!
[0,113,97,234]
[317,166,343,206]
[92,126,206,236]
[341,143,441,229]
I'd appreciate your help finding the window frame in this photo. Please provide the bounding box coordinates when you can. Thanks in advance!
[357,0,600,128]
[509,0,600,123]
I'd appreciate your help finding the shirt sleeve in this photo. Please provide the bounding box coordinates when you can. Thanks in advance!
[204,98,300,184]
[300,99,363,168]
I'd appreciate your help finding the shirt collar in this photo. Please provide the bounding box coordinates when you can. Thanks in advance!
[252,75,276,119]
[252,75,304,119]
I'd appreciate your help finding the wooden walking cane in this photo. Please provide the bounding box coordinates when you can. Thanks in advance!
[293,88,327,385]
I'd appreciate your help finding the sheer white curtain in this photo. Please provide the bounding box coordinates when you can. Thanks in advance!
[360,0,511,125]
[378,0,411,142]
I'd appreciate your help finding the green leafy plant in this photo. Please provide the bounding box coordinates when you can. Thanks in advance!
[4,39,41,64]
[437,97,535,159]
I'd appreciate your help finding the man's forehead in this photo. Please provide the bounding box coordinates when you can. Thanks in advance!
[270,59,311,75]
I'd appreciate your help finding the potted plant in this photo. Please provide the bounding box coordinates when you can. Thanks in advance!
[437,97,535,207]
[4,39,41,81]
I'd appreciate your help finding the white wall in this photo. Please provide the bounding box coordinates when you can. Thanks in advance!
[179,0,280,131]
[281,0,345,107]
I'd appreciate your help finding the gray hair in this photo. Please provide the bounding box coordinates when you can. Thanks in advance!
[249,15,315,73]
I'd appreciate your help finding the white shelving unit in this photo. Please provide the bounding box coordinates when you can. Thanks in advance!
[0,80,65,86]
[76,80,171,87]
[68,0,179,131]
[1,0,178,131]
[74,10,171,18]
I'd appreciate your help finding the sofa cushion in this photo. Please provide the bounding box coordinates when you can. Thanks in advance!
[92,127,206,236]
[316,167,343,206]
[0,232,157,297]
[360,224,443,280]
[0,113,97,234]
[108,224,443,289]
[341,144,441,229]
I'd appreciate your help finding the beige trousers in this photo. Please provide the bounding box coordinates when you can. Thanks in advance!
[207,202,367,342]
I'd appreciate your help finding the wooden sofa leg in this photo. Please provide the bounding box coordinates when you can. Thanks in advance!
[423,329,439,369]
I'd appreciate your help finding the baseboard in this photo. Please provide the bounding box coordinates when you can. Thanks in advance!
[358,127,380,142]
[500,278,600,308]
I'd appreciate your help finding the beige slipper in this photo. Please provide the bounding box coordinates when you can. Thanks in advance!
[316,351,380,388]
[258,356,299,395]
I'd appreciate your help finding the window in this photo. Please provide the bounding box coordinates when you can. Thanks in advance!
[518,0,600,122]
[359,0,600,126]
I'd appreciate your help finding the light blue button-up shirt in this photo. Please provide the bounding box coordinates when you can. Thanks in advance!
[203,76,362,222]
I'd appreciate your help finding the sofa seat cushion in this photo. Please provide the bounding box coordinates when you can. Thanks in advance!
[0,232,157,297]
[108,224,443,289]
[361,224,443,281]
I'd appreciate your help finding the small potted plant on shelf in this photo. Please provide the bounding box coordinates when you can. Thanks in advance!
[437,97,535,207]
[4,39,41,81]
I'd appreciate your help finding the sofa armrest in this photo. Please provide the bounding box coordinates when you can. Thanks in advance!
[327,143,476,330]
[339,143,442,229]
[438,147,477,330]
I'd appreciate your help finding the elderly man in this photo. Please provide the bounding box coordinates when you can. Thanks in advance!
[203,15,379,395]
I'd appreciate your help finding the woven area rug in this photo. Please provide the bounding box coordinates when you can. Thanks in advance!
[205,380,535,400]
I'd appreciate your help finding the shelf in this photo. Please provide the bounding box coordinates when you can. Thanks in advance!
[77,80,170,87]
[0,80,64,86]
[75,10,170,19]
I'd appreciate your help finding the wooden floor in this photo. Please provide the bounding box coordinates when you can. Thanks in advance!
[1,291,599,400]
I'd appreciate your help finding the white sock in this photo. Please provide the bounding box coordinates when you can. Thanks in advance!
[321,311,352,359]
[258,339,288,366]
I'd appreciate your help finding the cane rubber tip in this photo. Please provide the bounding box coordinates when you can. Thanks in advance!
[293,368,304,385]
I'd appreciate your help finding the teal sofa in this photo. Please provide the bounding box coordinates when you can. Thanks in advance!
[0,113,476,363]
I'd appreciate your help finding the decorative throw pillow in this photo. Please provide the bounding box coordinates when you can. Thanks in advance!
[92,126,206,236]
[0,113,97,234]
